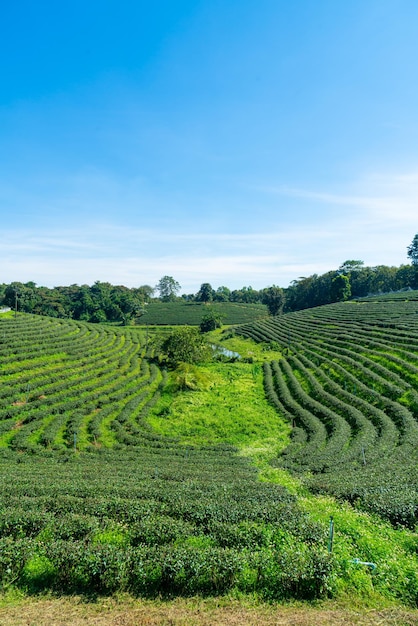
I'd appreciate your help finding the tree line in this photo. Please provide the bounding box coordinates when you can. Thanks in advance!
[0,282,153,324]
[156,259,418,315]
[2,235,418,322]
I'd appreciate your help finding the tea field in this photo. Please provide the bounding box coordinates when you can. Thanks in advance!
[137,301,267,325]
[0,307,417,609]
[237,296,418,527]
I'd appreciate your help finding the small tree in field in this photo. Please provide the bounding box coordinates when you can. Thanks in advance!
[160,327,211,367]
[199,308,224,333]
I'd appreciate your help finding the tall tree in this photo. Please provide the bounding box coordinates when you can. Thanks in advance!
[196,283,214,303]
[156,276,181,302]
[338,260,364,274]
[407,234,418,265]
[330,274,351,302]
[261,286,285,316]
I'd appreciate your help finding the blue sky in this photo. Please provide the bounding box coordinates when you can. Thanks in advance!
[2,0,418,294]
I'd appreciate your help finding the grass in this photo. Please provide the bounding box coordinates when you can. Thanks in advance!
[0,592,416,625]
[148,329,286,447]
[301,496,418,606]
[148,360,290,448]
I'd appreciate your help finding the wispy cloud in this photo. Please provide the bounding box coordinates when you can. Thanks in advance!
[0,218,408,291]
[263,171,418,222]
[1,167,416,291]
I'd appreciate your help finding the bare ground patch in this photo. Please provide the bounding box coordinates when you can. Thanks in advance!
[0,596,416,626]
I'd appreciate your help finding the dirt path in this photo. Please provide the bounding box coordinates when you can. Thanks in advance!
[0,596,416,626]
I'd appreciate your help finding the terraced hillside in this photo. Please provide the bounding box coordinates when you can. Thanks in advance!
[0,313,335,599]
[237,296,418,527]
[0,308,417,607]
[0,315,166,450]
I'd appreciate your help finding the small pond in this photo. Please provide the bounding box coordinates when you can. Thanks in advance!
[211,344,241,359]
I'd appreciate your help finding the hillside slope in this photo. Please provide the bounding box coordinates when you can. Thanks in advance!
[237,295,418,527]
[0,307,417,607]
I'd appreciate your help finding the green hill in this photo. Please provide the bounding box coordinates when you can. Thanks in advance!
[137,301,267,325]
[237,293,418,527]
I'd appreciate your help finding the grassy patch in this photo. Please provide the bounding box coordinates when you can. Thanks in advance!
[301,495,418,606]
[148,360,290,448]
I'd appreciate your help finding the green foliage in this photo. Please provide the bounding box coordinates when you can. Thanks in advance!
[156,276,181,302]
[213,285,231,302]
[160,327,212,367]
[0,449,338,600]
[407,234,418,265]
[148,360,291,448]
[284,264,417,312]
[196,283,214,303]
[199,307,224,333]
[171,363,213,391]
[2,281,149,323]
[136,301,267,326]
[92,526,130,548]
[1,305,418,605]
[22,554,57,590]
[338,260,365,274]
[331,273,351,302]
[261,285,285,316]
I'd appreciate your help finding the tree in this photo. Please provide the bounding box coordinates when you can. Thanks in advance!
[199,307,224,333]
[407,235,418,265]
[213,286,231,302]
[196,283,214,303]
[3,282,41,314]
[338,260,364,274]
[160,327,211,366]
[330,273,351,302]
[261,286,285,316]
[156,276,181,302]
[137,285,154,300]
[230,286,260,303]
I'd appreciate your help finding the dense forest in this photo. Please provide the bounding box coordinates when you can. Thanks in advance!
[1,260,417,324]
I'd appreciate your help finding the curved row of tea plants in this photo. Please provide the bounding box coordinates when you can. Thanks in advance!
[1,311,417,606]
[0,315,166,451]
[237,298,418,527]
[0,315,333,600]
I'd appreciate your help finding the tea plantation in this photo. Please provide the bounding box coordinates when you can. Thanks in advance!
[137,301,267,325]
[0,304,417,607]
[237,296,418,527]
